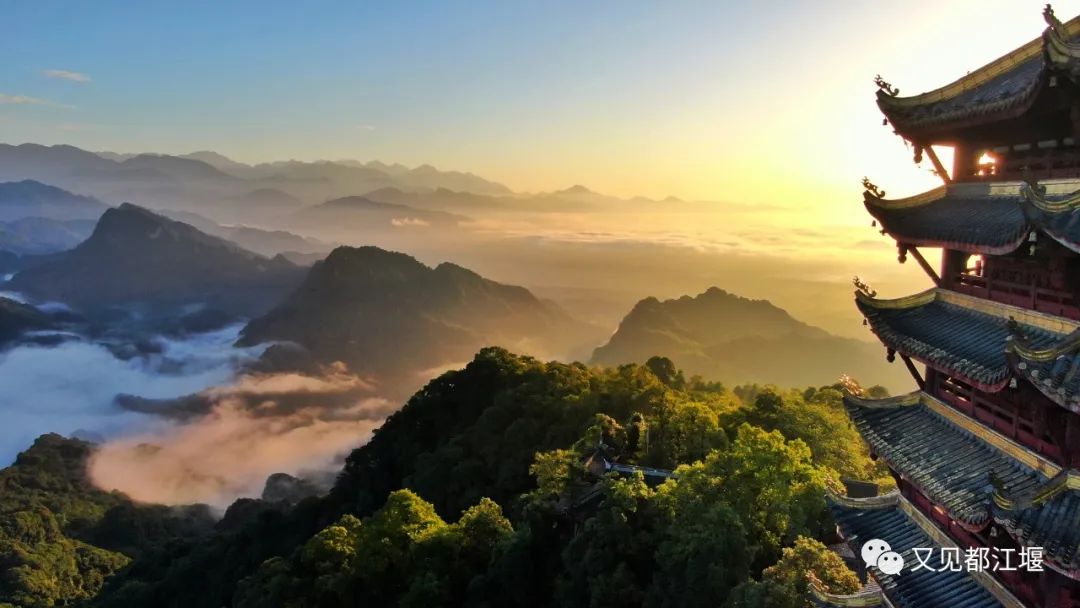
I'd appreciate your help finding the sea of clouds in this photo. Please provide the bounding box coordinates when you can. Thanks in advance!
[0,319,393,509]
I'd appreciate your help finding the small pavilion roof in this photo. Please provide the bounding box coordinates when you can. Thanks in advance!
[807,578,884,607]
[829,492,1011,607]
[877,6,1080,141]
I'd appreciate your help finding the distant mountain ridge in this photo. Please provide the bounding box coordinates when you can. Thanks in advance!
[238,245,603,397]
[592,287,911,392]
[0,216,95,255]
[289,195,467,233]
[0,143,518,223]
[9,203,305,317]
[0,180,109,222]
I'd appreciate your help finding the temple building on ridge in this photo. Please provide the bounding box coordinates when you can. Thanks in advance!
[819,6,1080,608]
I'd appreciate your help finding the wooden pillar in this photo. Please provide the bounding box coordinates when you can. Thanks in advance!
[1034,395,1050,450]
[953,144,975,181]
[940,249,967,290]
[1066,415,1080,469]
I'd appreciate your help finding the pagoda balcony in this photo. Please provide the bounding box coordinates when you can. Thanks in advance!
[950,257,1080,323]
[960,146,1080,184]
[930,371,1065,465]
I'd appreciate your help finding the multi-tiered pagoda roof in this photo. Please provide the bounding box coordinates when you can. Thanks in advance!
[835,5,1080,606]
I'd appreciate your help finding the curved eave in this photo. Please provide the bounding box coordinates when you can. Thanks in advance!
[828,492,1013,607]
[856,289,1077,393]
[864,183,1030,255]
[1007,329,1080,414]
[992,480,1080,579]
[879,75,1044,140]
[843,391,1044,530]
[1019,180,1080,254]
[855,289,1010,392]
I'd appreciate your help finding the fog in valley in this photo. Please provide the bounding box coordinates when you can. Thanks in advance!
[0,144,924,506]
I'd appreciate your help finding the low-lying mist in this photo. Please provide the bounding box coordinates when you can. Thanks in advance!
[0,324,257,465]
[89,364,393,508]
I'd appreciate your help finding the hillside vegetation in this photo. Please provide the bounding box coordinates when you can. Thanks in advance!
[0,349,894,608]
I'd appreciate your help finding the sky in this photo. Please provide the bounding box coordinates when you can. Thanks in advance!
[0,0,1073,218]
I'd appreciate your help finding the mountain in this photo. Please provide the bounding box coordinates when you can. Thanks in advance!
[591,287,911,392]
[0,180,109,222]
[0,145,516,221]
[0,297,53,346]
[288,195,468,233]
[238,246,601,396]
[8,204,305,317]
[87,348,870,607]
[0,144,119,185]
[179,151,256,177]
[223,226,332,257]
[249,159,511,199]
[363,186,509,213]
[230,187,303,211]
[0,216,96,255]
[0,434,215,606]
[158,209,333,257]
[118,154,237,183]
[399,163,512,195]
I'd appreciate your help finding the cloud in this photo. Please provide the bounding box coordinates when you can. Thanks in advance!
[0,94,50,105]
[391,217,430,227]
[44,69,91,83]
[355,124,376,131]
[0,93,73,109]
[0,324,260,466]
[89,363,394,507]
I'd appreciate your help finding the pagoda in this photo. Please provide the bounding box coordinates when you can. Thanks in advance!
[826,6,1080,608]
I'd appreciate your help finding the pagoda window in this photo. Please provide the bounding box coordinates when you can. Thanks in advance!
[950,248,1080,318]
[952,140,1080,182]
[976,151,999,177]
[934,375,1066,466]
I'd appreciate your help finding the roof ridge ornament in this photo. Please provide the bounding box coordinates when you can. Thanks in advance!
[873,74,899,97]
[1045,4,1067,38]
[1043,3,1080,74]
[853,276,877,298]
[993,468,1071,511]
[861,177,886,199]
[1022,166,1046,195]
